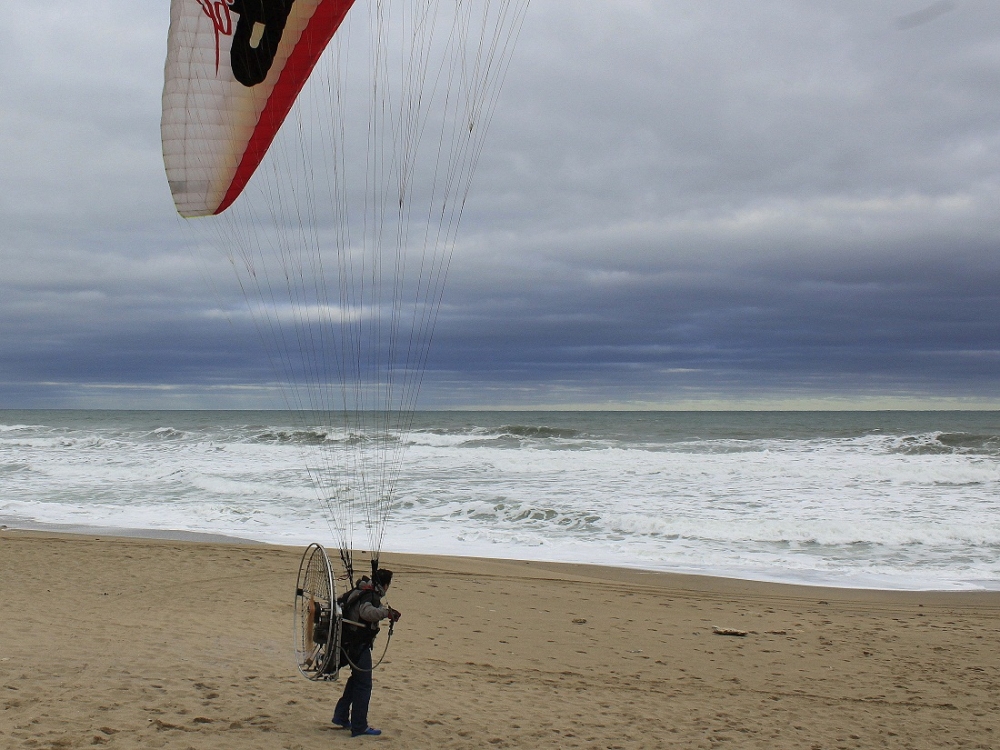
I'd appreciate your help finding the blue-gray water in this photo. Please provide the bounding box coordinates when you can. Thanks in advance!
[3,410,999,590]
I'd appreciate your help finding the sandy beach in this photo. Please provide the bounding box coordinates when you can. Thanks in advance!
[1,530,998,749]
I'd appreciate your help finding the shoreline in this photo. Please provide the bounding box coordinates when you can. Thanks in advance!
[2,526,997,605]
[0,517,265,545]
[2,530,998,748]
[2,518,996,593]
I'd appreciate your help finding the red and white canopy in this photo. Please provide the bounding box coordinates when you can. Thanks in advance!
[162,0,356,217]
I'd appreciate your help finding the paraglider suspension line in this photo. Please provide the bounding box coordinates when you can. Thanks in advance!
[340,549,355,588]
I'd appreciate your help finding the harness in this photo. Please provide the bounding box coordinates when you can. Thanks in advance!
[336,578,395,672]
[339,580,381,649]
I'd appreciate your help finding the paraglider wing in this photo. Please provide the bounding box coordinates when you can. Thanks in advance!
[161,0,356,217]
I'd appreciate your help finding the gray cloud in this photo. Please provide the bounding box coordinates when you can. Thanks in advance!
[2,1,999,409]
[898,1,958,31]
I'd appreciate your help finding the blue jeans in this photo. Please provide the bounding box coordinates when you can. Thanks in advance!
[333,645,373,732]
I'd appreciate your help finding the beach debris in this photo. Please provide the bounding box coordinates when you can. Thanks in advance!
[152,719,192,732]
[765,630,787,635]
[713,626,748,637]
[572,618,588,624]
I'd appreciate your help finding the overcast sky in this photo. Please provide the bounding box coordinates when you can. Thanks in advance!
[2,0,999,410]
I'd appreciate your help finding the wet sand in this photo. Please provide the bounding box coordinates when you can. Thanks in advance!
[1,530,998,748]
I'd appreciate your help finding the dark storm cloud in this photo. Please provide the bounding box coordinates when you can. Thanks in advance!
[2,1,999,408]
[425,211,1000,406]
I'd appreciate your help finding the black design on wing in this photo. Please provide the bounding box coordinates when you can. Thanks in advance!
[229,0,297,87]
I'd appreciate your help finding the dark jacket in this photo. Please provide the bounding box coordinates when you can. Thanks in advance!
[341,582,390,648]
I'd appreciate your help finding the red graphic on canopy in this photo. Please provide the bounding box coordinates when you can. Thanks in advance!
[196,0,234,74]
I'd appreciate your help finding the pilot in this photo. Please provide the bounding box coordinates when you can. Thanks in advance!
[332,568,400,737]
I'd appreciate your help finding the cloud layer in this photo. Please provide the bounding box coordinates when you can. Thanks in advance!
[2,1,999,409]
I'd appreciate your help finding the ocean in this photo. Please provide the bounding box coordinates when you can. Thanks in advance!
[2,410,999,591]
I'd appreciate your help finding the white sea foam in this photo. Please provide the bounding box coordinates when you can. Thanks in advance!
[2,411,1000,590]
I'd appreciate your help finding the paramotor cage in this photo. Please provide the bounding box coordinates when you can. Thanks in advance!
[294,543,343,681]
